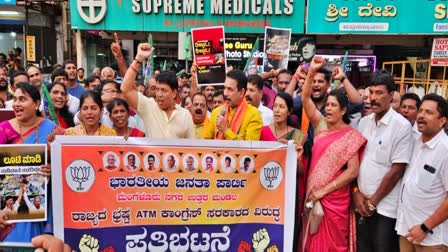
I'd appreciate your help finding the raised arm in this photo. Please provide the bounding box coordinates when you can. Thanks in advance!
[285,65,307,97]
[333,66,362,104]
[259,69,279,80]
[110,33,128,78]
[302,56,326,127]
[189,63,198,96]
[121,43,154,110]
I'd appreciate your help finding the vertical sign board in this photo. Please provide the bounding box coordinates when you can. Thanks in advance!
[26,35,36,62]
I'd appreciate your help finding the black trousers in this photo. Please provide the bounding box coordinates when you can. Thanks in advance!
[356,212,399,252]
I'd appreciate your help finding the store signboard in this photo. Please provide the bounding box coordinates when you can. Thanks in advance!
[307,0,448,34]
[0,0,16,5]
[70,0,305,33]
[431,38,448,66]
[26,35,36,62]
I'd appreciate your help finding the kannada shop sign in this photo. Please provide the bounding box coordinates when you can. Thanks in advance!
[52,136,297,252]
[307,0,448,34]
[70,0,305,33]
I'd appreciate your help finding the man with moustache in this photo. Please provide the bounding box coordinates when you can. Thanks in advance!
[246,74,273,126]
[63,60,86,99]
[202,85,216,112]
[399,93,421,139]
[396,94,448,251]
[4,71,29,109]
[185,156,196,172]
[84,75,102,91]
[121,43,195,138]
[355,70,413,251]
[190,93,209,139]
[147,155,157,171]
[203,69,262,140]
[0,67,11,102]
[362,87,372,117]
[126,154,137,170]
[212,91,225,110]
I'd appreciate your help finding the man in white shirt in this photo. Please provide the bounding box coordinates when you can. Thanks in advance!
[355,70,413,251]
[399,93,421,139]
[246,74,273,126]
[396,94,448,251]
[121,43,195,139]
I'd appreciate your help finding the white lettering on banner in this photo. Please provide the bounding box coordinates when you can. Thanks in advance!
[339,22,389,31]
[126,226,231,252]
[263,0,273,15]
[164,0,172,13]
[211,0,222,14]
[252,0,261,15]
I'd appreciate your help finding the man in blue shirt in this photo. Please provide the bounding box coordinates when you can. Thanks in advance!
[63,60,86,99]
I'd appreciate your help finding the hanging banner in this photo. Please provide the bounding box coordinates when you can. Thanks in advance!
[51,136,297,252]
[263,27,292,72]
[431,38,448,66]
[26,35,36,62]
[307,0,448,34]
[192,26,227,86]
[0,144,47,225]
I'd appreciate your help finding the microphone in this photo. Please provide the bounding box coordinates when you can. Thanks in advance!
[220,106,226,117]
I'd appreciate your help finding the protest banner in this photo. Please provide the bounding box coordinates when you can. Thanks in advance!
[192,26,227,86]
[52,137,297,252]
[0,144,47,223]
[263,27,292,72]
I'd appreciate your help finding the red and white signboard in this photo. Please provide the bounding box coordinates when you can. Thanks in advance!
[431,38,448,66]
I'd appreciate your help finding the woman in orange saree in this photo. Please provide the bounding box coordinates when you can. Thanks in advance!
[301,57,366,251]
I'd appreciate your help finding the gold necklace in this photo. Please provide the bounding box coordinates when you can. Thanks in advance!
[274,124,288,138]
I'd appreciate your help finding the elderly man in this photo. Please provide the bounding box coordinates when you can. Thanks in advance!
[204,69,262,140]
[105,154,118,170]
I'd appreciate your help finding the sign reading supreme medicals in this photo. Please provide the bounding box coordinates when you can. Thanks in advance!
[307,0,448,34]
[52,137,297,252]
[70,0,305,33]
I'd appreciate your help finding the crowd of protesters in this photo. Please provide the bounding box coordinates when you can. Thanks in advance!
[0,37,447,252]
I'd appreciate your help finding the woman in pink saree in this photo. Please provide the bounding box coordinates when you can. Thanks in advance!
[301,57,366,251]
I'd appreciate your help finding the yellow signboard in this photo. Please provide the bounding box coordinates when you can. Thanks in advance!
[26,35,35,62]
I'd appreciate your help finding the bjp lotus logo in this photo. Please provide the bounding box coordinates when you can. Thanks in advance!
[77,0,107,24]
[65,160,96,192]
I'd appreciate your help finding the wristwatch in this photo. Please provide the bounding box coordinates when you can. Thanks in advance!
[367,200,376,212]
[420,223,434,234]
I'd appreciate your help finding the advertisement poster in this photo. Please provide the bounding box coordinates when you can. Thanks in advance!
[289,36,316,64]
[0,144,47,223]
[431,38,448,66]
[192,26,227,86]
[263,27,292,72]
[52,137,297,252]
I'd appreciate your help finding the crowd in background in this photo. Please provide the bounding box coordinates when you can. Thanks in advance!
[0,37,447,252]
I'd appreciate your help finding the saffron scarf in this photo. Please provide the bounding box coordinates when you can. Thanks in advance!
[216,97,248,140]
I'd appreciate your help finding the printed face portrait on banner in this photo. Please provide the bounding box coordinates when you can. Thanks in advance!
[144,153,160,171]
[103,152,119,171]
